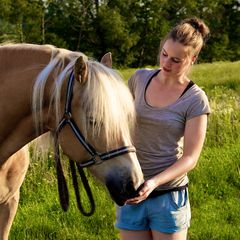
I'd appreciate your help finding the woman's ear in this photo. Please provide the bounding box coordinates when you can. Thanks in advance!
[192,55,198,64]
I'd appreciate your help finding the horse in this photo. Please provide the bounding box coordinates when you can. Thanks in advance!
[0,146,29,240]
[0,43,144,240]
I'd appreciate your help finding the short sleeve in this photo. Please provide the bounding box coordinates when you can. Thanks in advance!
[128,69,158,100]
[128,71,138,99]
[186,90,211,120]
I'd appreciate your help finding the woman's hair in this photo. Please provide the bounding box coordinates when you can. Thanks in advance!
[160,17,210,56]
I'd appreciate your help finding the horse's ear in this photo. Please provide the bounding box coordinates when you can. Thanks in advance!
[100,52,112,68]
[74,56,88,84]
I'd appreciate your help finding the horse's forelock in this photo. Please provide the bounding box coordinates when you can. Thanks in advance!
[82,61,136,147]
[33,51,135,149]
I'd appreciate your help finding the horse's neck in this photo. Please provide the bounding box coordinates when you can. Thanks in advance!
[0,44,53,73]
[0,44,61,162]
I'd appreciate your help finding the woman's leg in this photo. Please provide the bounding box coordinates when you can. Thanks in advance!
[120,230,153,240]
[152,228,188,240]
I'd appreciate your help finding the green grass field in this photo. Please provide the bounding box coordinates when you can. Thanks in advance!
[10,61,240,240]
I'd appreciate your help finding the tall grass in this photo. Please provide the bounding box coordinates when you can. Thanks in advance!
[190,62,240,147]
[189,143,240,240]
[10,61,240,240]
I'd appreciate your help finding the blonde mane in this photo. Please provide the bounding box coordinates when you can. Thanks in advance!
[32,47,135,148]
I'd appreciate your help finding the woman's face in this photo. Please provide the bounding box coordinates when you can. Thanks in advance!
[159,38,195,79]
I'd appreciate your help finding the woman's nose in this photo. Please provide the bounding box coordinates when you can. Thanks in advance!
[164,58,172,68]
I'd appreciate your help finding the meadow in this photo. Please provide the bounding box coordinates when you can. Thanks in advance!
[10,61,240,240]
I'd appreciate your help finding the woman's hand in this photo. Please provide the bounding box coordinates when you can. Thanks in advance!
[125,179,157,205]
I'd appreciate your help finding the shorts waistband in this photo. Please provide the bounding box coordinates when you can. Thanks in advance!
[148,184,188,199]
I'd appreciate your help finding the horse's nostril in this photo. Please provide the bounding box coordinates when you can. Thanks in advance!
[125,180,140,198]
[125,180,134,194]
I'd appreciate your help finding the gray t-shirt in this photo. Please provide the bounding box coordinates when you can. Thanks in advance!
[129,68,211,190]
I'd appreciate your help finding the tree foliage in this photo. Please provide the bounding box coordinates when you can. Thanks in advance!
[0,0,239,66]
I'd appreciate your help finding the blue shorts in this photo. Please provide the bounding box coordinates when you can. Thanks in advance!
[115,188,191,233]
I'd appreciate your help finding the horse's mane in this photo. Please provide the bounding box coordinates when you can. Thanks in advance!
[32,46,136,149]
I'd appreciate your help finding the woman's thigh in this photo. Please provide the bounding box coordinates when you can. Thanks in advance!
[120,230,153,240]
[152,228,188,240]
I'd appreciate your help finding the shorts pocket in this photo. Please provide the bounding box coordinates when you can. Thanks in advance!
[169,188,188,210]
[159,189,191,231]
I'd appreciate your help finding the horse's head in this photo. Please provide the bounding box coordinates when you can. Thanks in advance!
[55,53,144,205]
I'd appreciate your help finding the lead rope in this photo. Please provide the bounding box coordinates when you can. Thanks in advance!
[69,160,95,216]
[53,134,69,212]
[53,133,95,216]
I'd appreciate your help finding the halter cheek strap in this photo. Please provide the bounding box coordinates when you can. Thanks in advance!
[56,71,136,167]
[53,71,136,216]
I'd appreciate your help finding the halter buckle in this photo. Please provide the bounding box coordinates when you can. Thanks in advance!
[63,112,72,120]
[93,154,103,165]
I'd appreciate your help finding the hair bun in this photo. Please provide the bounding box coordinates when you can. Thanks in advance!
[184,17,210,43]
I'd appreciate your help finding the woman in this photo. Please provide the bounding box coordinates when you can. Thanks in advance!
[115,17,211,240]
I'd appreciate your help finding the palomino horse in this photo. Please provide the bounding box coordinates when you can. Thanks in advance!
[0,43,144,240]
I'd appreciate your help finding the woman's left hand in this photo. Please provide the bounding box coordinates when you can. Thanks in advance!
[125,179,156,205]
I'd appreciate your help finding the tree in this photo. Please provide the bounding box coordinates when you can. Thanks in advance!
[0,0,239,66]
[95,5,139,65]
[45,0,98,52]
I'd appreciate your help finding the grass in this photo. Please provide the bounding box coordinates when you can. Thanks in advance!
[9,61,240,239]
[11,157,118,240]
[120,61,240,93]
[189,143,240,239]
[189,61,240,93]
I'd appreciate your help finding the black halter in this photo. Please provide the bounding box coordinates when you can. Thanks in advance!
[53,71,136,216]
[56,71,136,166]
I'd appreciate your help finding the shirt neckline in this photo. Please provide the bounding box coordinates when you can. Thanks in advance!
[143,69,195,110]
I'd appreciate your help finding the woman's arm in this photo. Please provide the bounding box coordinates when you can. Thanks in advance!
[126,114,208,204]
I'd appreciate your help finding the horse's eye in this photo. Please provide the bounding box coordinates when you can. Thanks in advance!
[87,116,97,126]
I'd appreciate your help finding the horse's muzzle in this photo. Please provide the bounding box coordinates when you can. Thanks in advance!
[105,172,143,206]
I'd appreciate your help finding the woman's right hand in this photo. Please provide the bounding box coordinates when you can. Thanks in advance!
[125,179,157,205]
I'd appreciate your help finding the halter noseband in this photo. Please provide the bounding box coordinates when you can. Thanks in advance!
[55,71,136,167]
[53,70,136,216]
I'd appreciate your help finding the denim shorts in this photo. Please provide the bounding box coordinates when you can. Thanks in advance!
[115,188,191,233]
